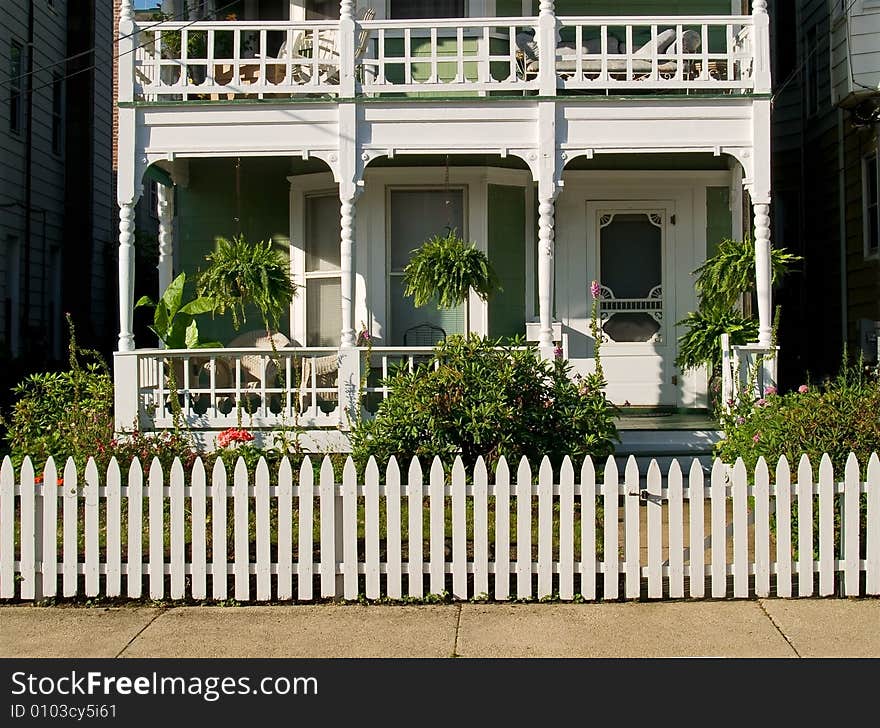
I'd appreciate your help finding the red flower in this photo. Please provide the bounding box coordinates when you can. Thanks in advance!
[218,427,255,448]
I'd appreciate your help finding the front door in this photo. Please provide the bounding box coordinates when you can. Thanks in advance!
[587,201,677,407]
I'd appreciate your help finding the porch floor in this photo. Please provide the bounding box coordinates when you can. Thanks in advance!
[615,411,719,431]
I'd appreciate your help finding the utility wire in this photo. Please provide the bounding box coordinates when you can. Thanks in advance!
[0,0,237,90]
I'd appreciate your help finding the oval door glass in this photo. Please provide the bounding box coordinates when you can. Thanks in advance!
[598,212,663,343]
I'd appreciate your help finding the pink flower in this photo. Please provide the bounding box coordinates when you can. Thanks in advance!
[553,345,563,359]
[756,398,767,407]
[764,386,777,396]
[753,433,761,443]
[218,427,255,448]
[798,384,809,394]
[590,281,601,299]
[736,416,745,425]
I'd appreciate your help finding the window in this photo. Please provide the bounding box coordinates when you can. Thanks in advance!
[51,73,63,155]
[864,153,880,258]
[305,192,342,346]
[389,0,465,19]
[388,188,465,345]
[9,41,23,134]
[306,0,340,19]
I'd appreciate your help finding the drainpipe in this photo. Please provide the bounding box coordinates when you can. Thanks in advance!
[23,0,34,351]
[837,108,848,350]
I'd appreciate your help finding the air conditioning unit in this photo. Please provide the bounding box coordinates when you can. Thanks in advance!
[858,319,880,363]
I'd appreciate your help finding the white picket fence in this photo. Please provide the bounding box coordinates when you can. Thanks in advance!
[1,453,878,603]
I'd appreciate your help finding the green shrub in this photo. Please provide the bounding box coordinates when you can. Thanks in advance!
[715,357,880,474]
[350,335,619,470]
[3,319,114,470]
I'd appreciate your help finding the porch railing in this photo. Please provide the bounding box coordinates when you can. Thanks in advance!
[115,346,451,433]
[720,333,778,410]
[129,15,763,101]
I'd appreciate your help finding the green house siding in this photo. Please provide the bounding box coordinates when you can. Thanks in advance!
[488,184,527,339]
[177,157,292,345]
[706,186,731,259]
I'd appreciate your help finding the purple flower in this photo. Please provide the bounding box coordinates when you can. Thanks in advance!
[553,345,563,359]
[798,384,809,394]
[736,416,745,425]
[590,281,601,299]
[753,433,761,443]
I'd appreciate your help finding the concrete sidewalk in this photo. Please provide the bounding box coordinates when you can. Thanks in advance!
[2,600,878,658]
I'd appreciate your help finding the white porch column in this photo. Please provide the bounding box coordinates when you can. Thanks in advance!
[157,184,174,298]
[339,0,356,97]
[118,202,136,352]
[752,1,771,94]
[753,201,773,347]
[537,1,558,96]
[339,186,360,348]
[537,190,557,355]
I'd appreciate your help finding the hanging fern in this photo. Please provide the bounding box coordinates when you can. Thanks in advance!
[403,229,500,309]
[675,305,759,374]
[694,237,802,309]
[197,234,298,333]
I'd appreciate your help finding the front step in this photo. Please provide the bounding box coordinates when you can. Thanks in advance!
[615,424,723,474]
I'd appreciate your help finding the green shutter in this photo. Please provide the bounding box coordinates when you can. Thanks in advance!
[488,184,527,340]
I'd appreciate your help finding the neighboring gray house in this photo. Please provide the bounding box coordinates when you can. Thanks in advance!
[0,1,114,362]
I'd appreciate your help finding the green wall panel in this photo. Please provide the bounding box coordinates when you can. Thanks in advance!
[488,184,527,339]
[177,157,292,345]
[706,186,732,259]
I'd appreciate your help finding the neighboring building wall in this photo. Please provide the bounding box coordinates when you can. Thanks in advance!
[771,0,843,386]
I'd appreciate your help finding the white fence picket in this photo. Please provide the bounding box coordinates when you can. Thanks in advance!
[843,453,860,596]
[429,457,445,597]
[385,457,402,600]
[170,458,185,600]
[732,458,748,598]
[775,456,792,598]
[407,458,424,598]
[494,457,510,601]
[276,458,294,601]
[624,456,641,599]
[233,458,250,601]
[580,457,597,601]
[211,458,227,601]
[84,458,100,598]
[754,458,770,598]
[558,457,574,601]
[148,458,164,600]
[191,458,207,601]
[295,457,313,601]
[647,459,662,599]
[4,452,880,605]
[818,454,834,596]
[255,458,271,601]
[688,459,705,598]
[516,458,532,600]
[106,459,122,598]
[42,458,59,598]
[603,457,619,600]
[452,457,467,600]
[473,457,489,599]
[0,457,13,598]
[797,455,814,597]
[667,460,684,599]
[320,457,337,598]
[537,457,553,599]
[365,457,381,600]
[710,459,727,598]
[342,458,359,600]
[127,460,144,599]
[867,454,880,595]
[19,458,36,600]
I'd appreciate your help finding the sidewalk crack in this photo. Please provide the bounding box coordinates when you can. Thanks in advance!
[115,607,167,658]
[451,604,462,658]
[757,600,800,658]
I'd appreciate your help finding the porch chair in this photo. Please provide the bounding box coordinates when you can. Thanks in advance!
[403,322,446,347]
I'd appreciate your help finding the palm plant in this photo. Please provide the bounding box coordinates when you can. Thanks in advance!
[403,228,500,309]
[197,234,298,336]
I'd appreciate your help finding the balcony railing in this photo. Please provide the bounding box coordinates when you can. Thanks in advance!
[129,15,762,101]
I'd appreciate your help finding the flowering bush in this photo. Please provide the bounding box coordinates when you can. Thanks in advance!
[217,427,255,449]
[716,357,880,475]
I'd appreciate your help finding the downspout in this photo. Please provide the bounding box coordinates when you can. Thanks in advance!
[837,108,848,350]
[23,0,34,349]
